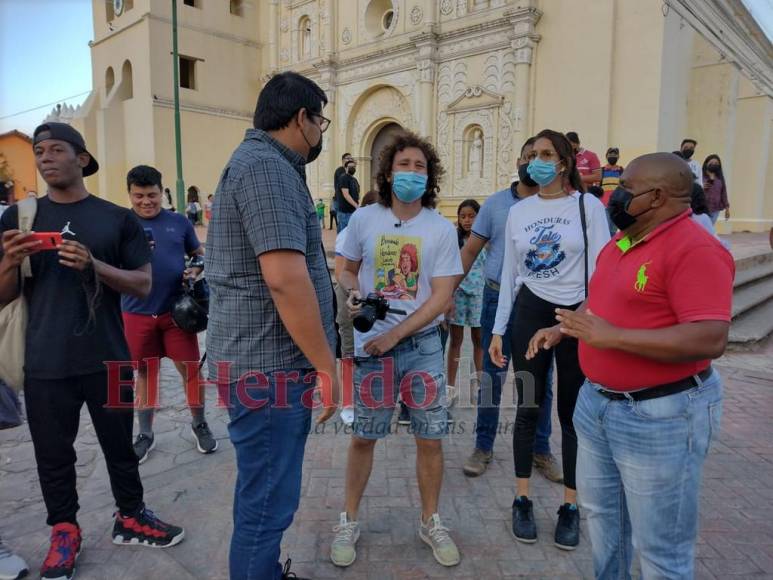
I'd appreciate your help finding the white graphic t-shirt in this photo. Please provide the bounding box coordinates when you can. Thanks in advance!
[340,204,463,356]
[334,225,348,255]
[493,192,611,335]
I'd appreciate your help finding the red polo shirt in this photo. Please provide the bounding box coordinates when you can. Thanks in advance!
[579,211,734,391]
[575,148,601,178]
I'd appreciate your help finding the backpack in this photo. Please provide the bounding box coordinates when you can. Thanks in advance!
[0,197,37,392]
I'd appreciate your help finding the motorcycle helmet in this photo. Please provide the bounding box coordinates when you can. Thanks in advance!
[171,278,209,333]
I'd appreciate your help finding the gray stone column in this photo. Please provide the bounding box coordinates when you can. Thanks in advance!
[413,31,439,140]
[506,6,541,152]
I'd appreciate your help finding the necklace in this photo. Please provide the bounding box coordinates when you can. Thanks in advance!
[537,190,566,199]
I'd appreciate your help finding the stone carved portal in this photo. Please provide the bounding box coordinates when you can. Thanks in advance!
[347,85,413,191]
[369,122,404,191]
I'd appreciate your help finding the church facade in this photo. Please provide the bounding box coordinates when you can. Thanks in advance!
[67,0,773,232]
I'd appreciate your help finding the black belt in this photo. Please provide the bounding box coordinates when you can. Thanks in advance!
[596,366,713,402]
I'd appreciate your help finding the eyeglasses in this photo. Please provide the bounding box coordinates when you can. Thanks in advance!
[311,113,331,133]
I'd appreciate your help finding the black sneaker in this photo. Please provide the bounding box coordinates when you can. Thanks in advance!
[397,401,411,425]
[133,433,155,464]
[281,558,310,579]
[112,507,185,548]
[554,504,580,550]
[511,496,537,543]
[191,421,218,454]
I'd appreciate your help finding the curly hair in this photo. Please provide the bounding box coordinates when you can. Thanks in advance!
[375,131,445,208]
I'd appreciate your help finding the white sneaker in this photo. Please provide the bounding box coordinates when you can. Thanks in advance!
[330,512,360,567]
[419,514,460,567]
[340,407,354,427]
[0,537,28,580]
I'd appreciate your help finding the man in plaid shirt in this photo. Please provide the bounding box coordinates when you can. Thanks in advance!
[206,72,339,580]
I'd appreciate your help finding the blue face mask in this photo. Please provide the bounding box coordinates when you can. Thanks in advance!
[527,158,560,187]
[392,172,428,203]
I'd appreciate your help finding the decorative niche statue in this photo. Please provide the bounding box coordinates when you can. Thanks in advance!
[468,129,483,178]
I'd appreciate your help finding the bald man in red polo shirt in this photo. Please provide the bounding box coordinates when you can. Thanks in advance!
[526,153,733,579]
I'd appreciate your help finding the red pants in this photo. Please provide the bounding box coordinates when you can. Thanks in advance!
[123,312,201,407]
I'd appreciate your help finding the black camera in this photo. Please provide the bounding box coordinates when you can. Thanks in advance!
[352,293,406,333]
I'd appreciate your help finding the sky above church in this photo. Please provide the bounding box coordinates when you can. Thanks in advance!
[0,0,771,137]
[0,0,93,136]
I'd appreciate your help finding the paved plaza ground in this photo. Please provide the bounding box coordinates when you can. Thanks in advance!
[2,334,773,579]
[1,231,772,579]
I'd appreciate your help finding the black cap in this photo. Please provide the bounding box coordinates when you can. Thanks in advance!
[33,122,99,177]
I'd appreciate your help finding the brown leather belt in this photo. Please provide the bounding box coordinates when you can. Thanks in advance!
[596,366,714,402]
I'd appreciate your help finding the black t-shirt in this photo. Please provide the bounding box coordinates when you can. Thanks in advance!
[333,166,346,212]
[336,173,360,214]
[0,195,151,379]
[334,166,346,189]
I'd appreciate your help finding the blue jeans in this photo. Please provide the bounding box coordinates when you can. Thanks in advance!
[574,371,723,579]
[477,284,553,453]
[353,328,447,440]
[227,369,313,580]
[337,211,352,233]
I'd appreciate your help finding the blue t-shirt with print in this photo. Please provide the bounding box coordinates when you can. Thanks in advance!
[121,209,200,315]
[471,186,519,284]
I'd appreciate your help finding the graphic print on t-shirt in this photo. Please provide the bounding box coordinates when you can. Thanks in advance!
[523,218,569,278]
[60,221,76,238]
[374,234,421,301]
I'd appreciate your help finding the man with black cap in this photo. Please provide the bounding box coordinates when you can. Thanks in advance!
[0,122,184,580]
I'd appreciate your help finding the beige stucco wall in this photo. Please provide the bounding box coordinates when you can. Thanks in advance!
[73,0,772,231]
[686,36,773,234]
[151,106,249,200]
[76,0,260,207]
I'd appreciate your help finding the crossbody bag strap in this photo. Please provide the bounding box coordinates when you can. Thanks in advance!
[578,192,589,298]
[16,197,38,282]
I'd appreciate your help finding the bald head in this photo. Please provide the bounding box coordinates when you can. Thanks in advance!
[615,152,695,239]
[624,153,693,202]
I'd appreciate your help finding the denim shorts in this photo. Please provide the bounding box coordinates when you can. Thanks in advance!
[353,327,448,440]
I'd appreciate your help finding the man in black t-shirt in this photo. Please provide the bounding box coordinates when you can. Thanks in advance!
[335,159,360,232]
[0,123,184,580]
[331,153,352,230]
[334,153,353,193]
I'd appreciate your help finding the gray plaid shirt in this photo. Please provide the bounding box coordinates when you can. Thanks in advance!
[205,129,336,383]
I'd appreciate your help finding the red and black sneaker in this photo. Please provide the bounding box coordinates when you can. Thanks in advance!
[40,522,81,580]
[111,508,185,548]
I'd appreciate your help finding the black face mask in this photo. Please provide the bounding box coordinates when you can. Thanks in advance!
[347,167,356,175]
[681,148,695,160]
[305,134,323,163]
[301,113,323,164]
[707,163,720,172]
[517,163,538,188]
[607,156,619,166]
[607,186,656,231]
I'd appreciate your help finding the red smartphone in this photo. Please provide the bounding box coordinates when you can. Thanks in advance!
[28,232,63,250]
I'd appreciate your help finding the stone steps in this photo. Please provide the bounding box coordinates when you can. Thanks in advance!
[730,251,773,345]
